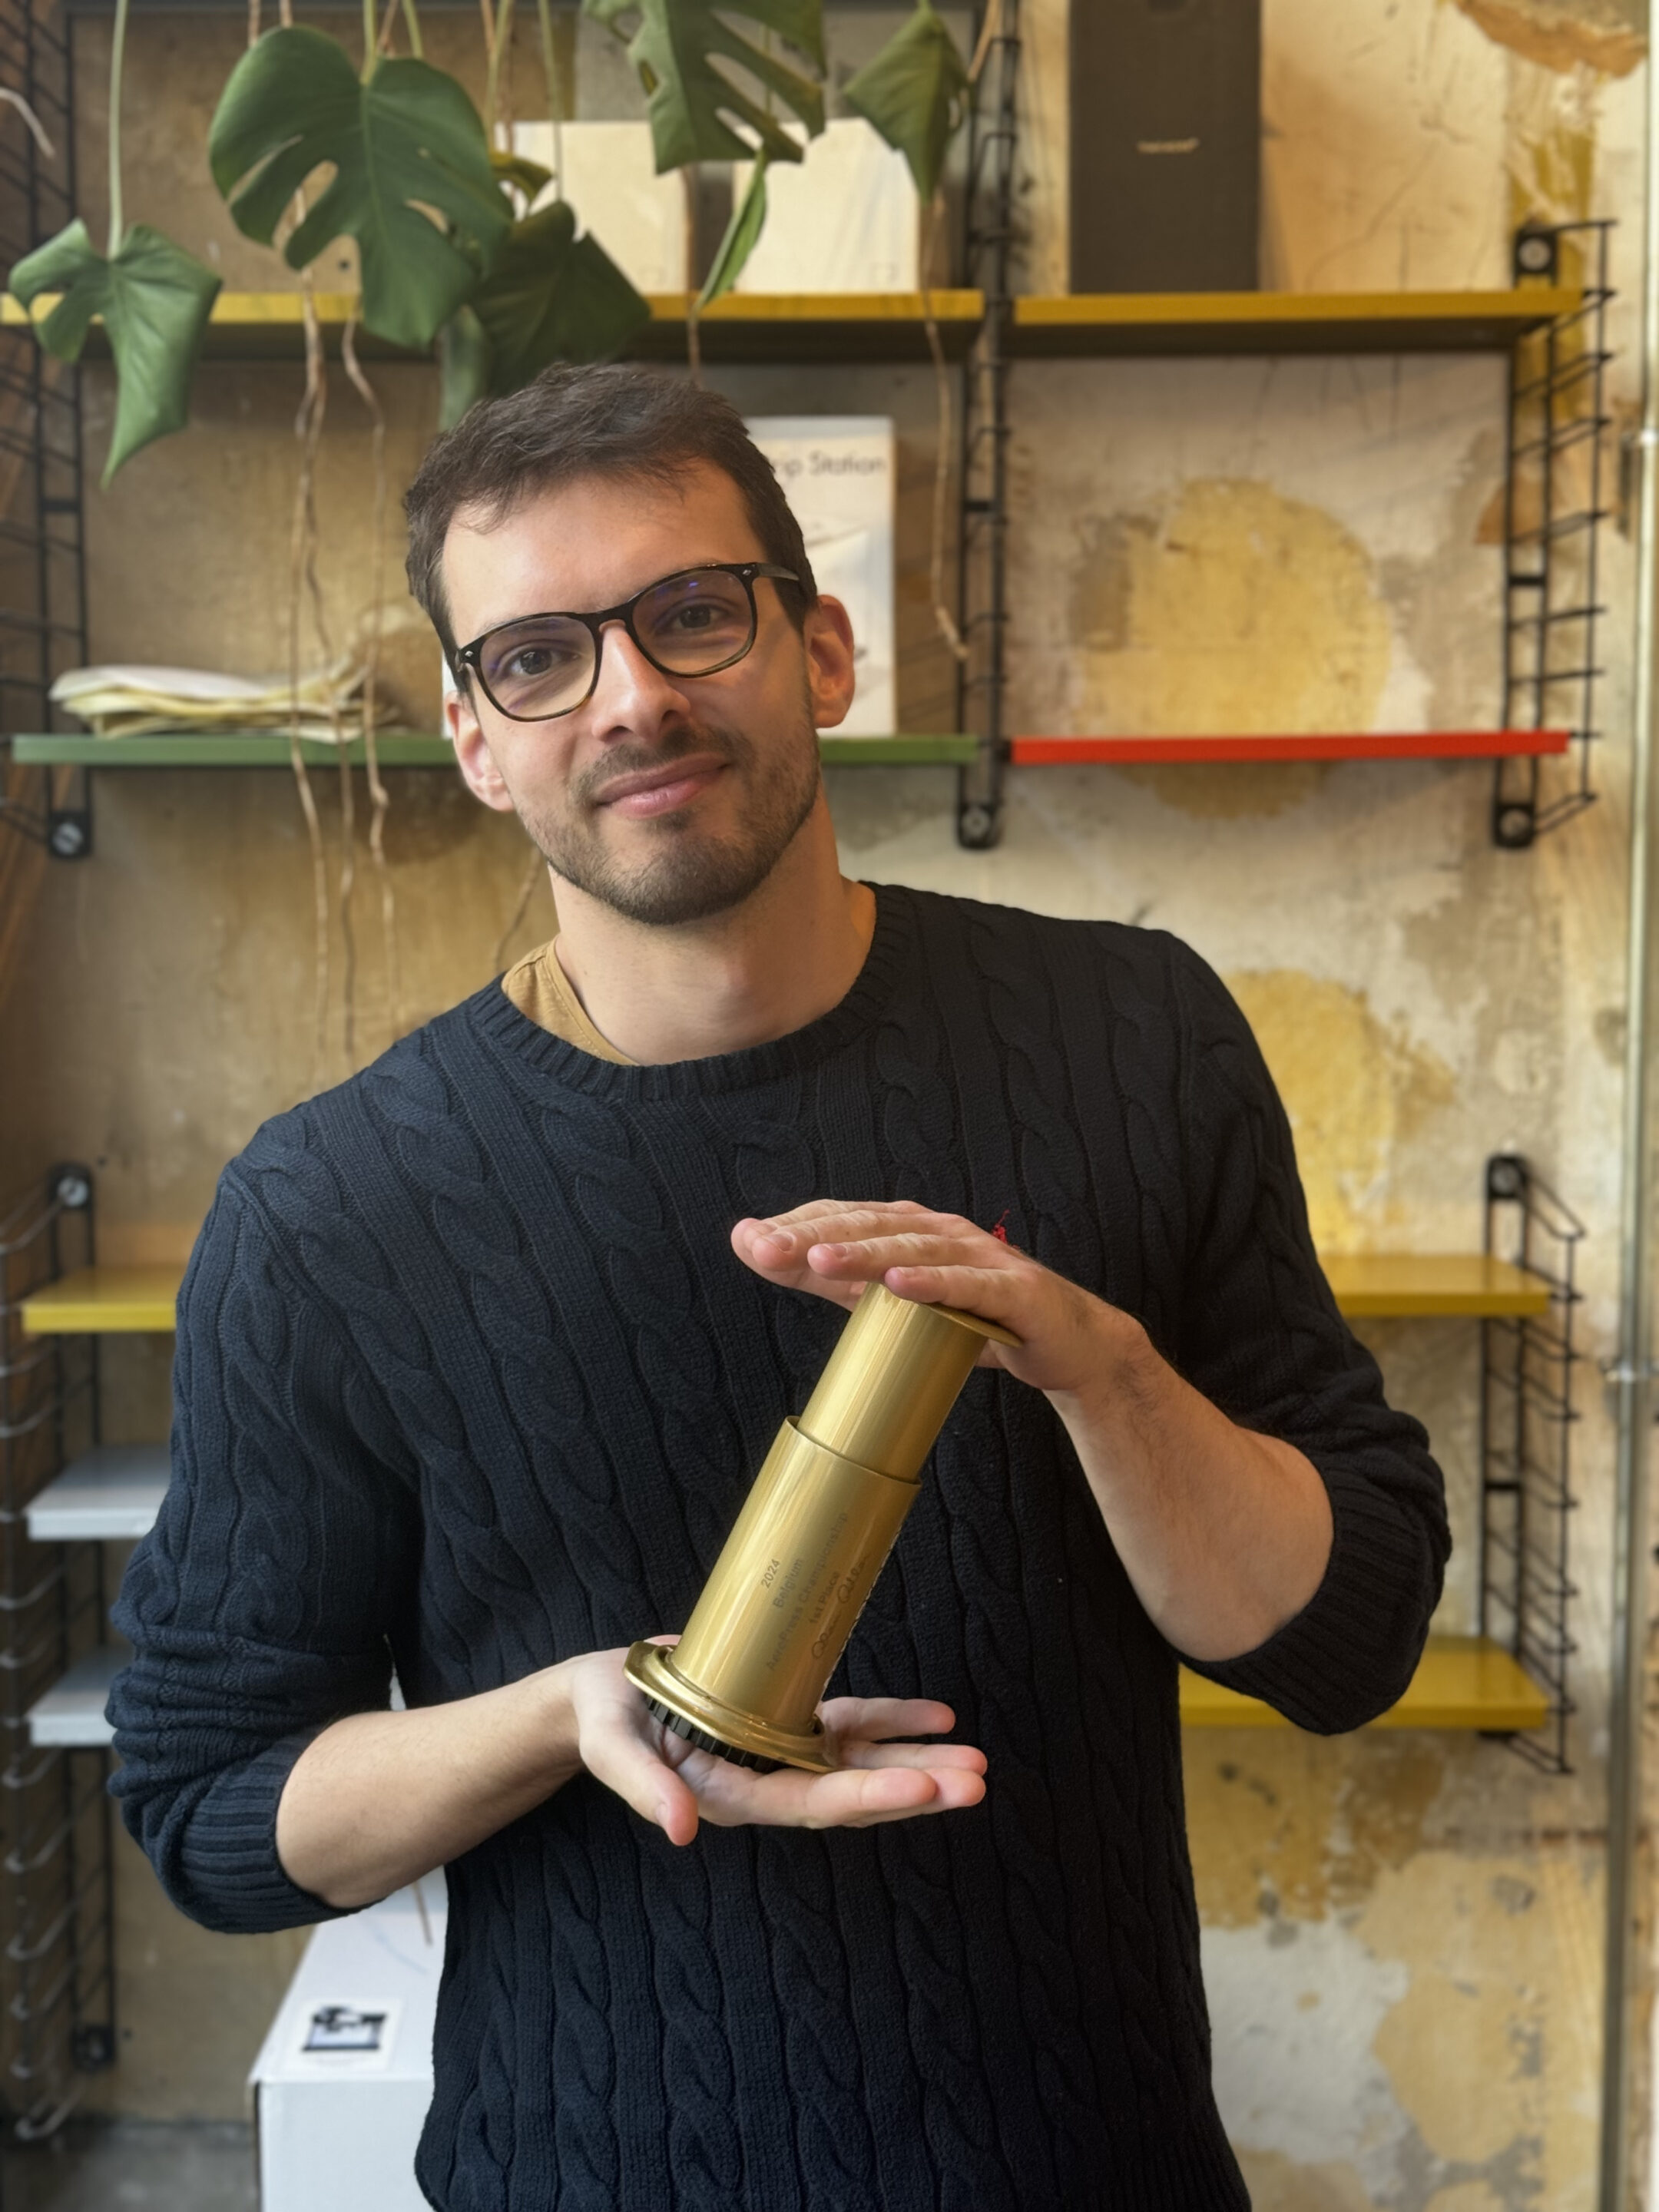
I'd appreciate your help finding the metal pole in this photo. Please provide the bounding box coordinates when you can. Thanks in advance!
[1598,37,1659,2210]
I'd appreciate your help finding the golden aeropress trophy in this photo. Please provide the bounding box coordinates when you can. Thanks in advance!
[625,1285,1018,1773]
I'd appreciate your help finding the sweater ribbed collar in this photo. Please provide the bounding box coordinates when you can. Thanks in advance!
[468,880,912,1103]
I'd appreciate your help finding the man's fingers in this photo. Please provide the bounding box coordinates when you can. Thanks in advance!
[839,1740,988,1775]
[747,1204,962,1257]
[584,1722,702,1844]
[880,1263,1028,1327]
[800,1764,987,1826]
[818,1695,958,1740]
[805,1231,1004,1281]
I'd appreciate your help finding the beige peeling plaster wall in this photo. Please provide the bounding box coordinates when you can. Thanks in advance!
[0,0,1649,2190]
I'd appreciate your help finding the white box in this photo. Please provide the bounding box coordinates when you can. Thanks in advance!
[252,1878,446,2212]
[511,121,687,294]
[734,121,918,293]
[747,416,896,737]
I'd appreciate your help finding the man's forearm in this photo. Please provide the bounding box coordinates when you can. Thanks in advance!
[733,1203,1338,1668]
[1051,1315,1333,1663]
[276,1665,579,1909]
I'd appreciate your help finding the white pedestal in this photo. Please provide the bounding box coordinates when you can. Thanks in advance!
[251,1877,446,2212]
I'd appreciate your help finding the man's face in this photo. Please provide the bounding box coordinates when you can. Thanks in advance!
[444,463,854,927]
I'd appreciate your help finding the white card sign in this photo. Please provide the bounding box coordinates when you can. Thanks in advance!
[747,416,897,738]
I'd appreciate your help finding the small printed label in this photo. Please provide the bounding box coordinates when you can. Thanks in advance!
[291,1998,402,2075]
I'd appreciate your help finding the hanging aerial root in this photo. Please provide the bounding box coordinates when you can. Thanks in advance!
[342,316,402,1045]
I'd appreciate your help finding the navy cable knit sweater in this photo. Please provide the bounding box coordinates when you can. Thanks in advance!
[109,886,1448,2212]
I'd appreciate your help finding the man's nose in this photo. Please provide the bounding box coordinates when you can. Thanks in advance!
[588,618,688,730]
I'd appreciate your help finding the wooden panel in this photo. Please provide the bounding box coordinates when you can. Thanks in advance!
[1323,1253,1550,1319]
[20,1264,184,1333]
[1181,1634,1551,1732]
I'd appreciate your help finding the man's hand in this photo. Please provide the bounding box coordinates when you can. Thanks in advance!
[730,1199,1335,1665]
[731,1197,1142,1394]
[567,1642,987,1849]
[278,1634,987,1907]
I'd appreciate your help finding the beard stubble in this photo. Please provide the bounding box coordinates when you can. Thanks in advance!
[511,690,824,928]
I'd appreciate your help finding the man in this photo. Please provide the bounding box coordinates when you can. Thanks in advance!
[110,364,1448,2212]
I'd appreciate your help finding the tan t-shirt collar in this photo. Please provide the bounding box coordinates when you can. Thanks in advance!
[500,937,635,1065]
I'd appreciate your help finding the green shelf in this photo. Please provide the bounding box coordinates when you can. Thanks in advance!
[12,733,455,767]
[819,736,978,764]
[10,732,979,769]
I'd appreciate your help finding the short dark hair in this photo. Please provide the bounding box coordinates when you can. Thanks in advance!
[403,363,817,659]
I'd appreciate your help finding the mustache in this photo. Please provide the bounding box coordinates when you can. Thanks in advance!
[571,720,751,808]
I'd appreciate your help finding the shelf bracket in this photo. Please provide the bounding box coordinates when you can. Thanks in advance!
[1,758,93,861]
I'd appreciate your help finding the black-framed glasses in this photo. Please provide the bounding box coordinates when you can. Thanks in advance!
[451,561,801,723]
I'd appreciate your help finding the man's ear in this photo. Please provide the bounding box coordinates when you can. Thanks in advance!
[803,596,857,731]
[448,682,518,814]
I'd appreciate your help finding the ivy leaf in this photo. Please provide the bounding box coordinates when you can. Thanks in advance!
[584,0,824,170]
[10,217,220,484]
[697,151,767,310]
[209,27,509,349]
[843,0,969,204]
[470,200,651,395]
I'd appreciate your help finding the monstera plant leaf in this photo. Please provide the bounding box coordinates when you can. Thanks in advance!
[490,148,555,207]
[437,304,492,428]
[697,152,767,310]
[469,201,651,396]
[10,218,220,483]
[584,0,824,170]
[844,0,969,204]
[209,27,509,350]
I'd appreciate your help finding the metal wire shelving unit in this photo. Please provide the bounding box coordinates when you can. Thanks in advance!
[1494,220,1615,849]
[952,0,1018,850]
[1479,1153,1585,1773]
[0,0,89,863]
[0,1171,114,2136]
[0,0,113,2137]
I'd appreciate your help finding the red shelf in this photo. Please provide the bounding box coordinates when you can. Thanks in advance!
[1009,731,1571,765]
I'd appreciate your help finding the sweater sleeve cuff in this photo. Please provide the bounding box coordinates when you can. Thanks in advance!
[112,1721,356,1936]
[1181,1459,1435,1734]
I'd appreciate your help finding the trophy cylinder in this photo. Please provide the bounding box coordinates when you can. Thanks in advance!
[624,1284,1018,1774]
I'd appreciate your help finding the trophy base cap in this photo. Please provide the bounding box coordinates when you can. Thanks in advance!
[643,1697,780,1773]
[624,1642,836,1775]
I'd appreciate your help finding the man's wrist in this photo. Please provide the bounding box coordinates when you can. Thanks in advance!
[1045,1296,1161,1423]
[533,1655,586,1787]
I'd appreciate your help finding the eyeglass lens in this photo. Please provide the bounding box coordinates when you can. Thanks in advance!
[477,568,758,719]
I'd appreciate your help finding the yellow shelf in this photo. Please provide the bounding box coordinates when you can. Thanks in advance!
[3,288,985,365]
[1323,1253,1550,1319]
[6,283,1571,366]
[12,1250,1545,1333]
[1011,286,1579,358]
[1181,1634,1550,1732]
[20,1264,184,1334]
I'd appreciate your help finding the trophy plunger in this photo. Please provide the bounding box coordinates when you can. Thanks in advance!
[625,1283,1018,1774]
